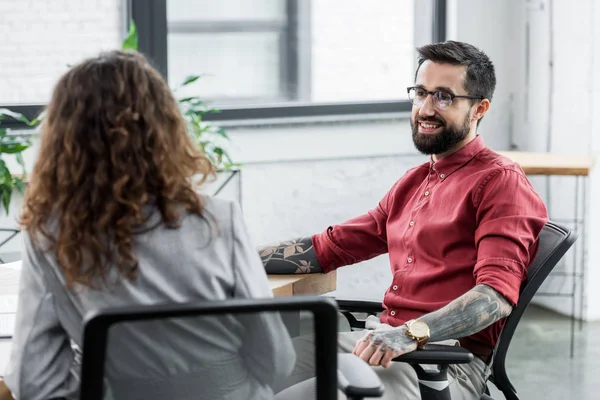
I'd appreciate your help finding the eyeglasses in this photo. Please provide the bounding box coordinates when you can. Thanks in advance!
[407,86,483,110]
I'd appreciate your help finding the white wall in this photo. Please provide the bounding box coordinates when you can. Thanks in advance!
[452,0,599,320]
[447,0,526,151]
[518,0,599,320]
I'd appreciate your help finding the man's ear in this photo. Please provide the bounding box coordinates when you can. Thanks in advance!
[472,99,490,123]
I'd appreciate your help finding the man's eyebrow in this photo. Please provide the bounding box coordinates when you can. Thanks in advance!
[435,86,455,94]
[414,84,456,94]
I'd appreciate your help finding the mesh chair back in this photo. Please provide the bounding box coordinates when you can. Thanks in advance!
[80,296,339,400]
[490,221,578,397]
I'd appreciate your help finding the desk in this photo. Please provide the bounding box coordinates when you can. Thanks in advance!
[501,151,595,357]
[268,272,336,337]
[269,271,336,297]
[498,151,595,176]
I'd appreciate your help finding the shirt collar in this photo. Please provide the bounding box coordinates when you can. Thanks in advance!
[429,135,486,177]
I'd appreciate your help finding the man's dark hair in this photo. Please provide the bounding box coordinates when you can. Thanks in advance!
[415,40,496,103]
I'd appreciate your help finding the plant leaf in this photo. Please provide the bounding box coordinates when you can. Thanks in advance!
[12,177,26,193]
[213,127,230,140]
[122,19,139,51]
[0,159,10,185]
[30,109,47,125]
[15,152,26,176]
[180,75,202,87]
[1,185,11,214]
[0,108,33,125]
[0,143,30,154]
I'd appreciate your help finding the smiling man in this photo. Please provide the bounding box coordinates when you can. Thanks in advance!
[263,41,549,399]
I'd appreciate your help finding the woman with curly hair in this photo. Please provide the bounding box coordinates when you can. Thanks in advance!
[3,50,295,400]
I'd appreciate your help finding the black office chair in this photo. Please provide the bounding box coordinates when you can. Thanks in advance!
[337,220,578,400]
[80,296,384,400]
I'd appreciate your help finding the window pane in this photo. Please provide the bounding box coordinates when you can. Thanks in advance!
[167,0,285,22]
[0,1,122,105]
[168,33,282,101]
[166,0,416,105]
[310,0,415,102]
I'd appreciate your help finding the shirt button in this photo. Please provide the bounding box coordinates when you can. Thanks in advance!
[409,221,414,227]
[407,257,413,263]
[390,311,396,316]
[392,285,398,290]
[440,173,445,179]
[424,191,430,196]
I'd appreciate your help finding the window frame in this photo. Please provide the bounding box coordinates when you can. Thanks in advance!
[0,0,447,128]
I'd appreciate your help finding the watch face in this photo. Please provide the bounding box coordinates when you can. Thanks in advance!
[410,321,429,337]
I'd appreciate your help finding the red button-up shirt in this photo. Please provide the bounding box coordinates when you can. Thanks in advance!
[312,135,548,349]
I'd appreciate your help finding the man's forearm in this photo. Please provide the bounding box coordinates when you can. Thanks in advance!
[258,236,323,274]
[420,284,513,342]
[365,284,513,359]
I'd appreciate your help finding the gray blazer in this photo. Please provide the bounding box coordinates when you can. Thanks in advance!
[4,197,296,399]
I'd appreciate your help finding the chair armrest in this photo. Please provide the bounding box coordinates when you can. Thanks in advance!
[335,299,385,313]
[393,344,474,365]
[335,298,383,329]
[337,353,384,398]
[335,299,385,331]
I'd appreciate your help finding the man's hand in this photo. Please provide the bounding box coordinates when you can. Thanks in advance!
[352,324,417,368]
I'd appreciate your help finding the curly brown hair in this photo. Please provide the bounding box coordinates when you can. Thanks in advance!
[20,50,216,288]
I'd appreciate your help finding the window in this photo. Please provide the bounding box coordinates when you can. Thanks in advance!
[0,0,446,127]
[132,0,447,120]
[166,0,415,106]
[167,0,291,103]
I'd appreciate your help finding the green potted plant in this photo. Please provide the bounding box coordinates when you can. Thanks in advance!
[0,109,36,214]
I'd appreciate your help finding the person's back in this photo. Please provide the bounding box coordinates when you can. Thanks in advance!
[3,50,295,400]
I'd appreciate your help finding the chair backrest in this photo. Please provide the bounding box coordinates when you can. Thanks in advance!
[79,296,340,400]
[490,221,578,396]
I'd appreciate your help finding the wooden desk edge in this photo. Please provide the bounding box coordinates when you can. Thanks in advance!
[499,151,596,176]
[270,271,336,297]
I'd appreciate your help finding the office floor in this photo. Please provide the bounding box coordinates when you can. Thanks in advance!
[487,305,600,400]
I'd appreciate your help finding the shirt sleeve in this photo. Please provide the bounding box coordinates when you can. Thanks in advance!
[230,201,297,389]
[473,168,549,305]
[4,231,79,400]
[311,180,399,273]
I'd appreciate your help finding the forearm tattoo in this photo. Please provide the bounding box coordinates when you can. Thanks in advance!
[421,284,513,342]
[367,285,512,352]
[257,236,323,274]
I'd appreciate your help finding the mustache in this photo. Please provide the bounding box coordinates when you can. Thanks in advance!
[415,116,446,125]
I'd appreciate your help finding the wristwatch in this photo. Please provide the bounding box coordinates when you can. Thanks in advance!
[405,319,430,349]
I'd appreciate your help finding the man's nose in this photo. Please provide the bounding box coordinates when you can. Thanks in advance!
[418,94,436,117]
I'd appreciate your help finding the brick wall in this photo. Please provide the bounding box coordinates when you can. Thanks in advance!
[0,0,123,104]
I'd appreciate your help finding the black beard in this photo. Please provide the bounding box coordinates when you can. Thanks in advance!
[410,114,471,155]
